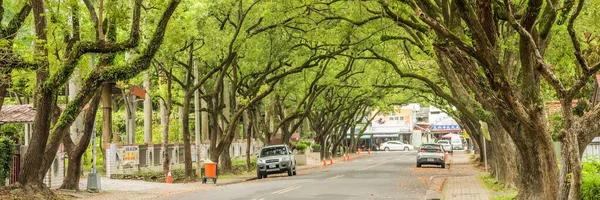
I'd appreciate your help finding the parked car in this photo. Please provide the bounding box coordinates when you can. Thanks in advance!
[449,135,465,150]
[380,141,414,151]
[416,143,446,168]
[437,140,453,154]
[256,144,297,179]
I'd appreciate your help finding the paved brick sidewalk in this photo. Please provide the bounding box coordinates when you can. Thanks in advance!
[443,152,489,200]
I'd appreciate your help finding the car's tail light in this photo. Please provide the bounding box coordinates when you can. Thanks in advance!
[420,149,426,152]
[436,149,442,153]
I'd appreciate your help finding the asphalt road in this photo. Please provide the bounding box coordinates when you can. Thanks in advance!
[161,151,448,200]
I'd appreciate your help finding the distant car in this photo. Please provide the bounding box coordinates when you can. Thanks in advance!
[380,141,414,151]
[256,145,297,179]
[437,140,453,154]
[417,143,446,168]
[449,135,465,150]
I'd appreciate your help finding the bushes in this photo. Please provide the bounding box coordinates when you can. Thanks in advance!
[582,159,600,200]
[311,144,321,152]
[0,136,16,186]
[295,143,307,154]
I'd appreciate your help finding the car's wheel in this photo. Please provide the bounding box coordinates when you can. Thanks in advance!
[404,147,409,151]
[287,167,293,176]
[416,162,421,167]
[293,167,297,175]
[263,173,268,178]
[384,147,390,151]
[441,163,446,169]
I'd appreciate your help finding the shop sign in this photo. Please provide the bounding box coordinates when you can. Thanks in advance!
[431,125,460,130]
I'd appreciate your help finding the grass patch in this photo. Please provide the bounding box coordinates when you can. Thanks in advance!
[479,174,518,200]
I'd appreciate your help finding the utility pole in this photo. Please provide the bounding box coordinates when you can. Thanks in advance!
[87,54,101,192]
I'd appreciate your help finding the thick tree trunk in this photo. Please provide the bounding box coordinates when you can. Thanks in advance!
[60,92,101,190]
[487,120,519,189]
[181,93,194,180]
[507,125,558,200]
[220,147,232,173]
[19,0,52,188]
[558,102,581,200]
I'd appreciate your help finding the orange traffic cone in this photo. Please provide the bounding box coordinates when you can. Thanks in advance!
[330,156,333,165]
[368,148,371,154]
[358,148,361,154]
[323,159,327,166]
[166,170,173,184]
[348,154,351,161]
[343,154,347,161]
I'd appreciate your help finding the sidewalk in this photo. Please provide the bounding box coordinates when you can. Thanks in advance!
[442,152,489,200]
[60,152,369,199]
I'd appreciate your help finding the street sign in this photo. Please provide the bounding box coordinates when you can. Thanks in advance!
[123,146,139,165]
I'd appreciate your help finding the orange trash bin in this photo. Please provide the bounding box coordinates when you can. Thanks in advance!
[203,162,218,184]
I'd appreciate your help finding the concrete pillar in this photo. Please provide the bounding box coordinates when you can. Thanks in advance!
[144,71,153,143]
[103,84,114,143]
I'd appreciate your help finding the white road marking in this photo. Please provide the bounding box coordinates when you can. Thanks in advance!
[326,175,345,180]
[272,186,302,194]
[251,198,265,200]
[356,160,392,171]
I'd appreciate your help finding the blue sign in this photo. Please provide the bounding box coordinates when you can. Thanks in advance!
[431,125,460,130]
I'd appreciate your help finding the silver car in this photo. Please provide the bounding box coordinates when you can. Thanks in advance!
[256,145,297,179]
[416,143,446,168]
[437,140,453,154]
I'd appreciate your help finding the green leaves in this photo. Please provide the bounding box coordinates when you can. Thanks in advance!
[0,136,17,186]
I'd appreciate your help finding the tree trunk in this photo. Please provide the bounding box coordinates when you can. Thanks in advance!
[181,93,194,180]
[558,102,581,200]
[506,124,558,200]
[60,90,102,190]
[486,120,519,189]
[220,147,232,173]
[244,110,252,171]
[161,97,171,176]
[0,72,10,113]
[19,0,52,187]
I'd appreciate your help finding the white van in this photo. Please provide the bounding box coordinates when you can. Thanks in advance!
[450,135,464,150]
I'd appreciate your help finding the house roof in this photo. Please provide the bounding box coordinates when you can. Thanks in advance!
[0,104,36,124]
[0,104,66,124]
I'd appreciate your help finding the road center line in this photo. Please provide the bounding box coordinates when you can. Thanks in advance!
[272,186,302,195]
[326,175,345,180]
[356,160,392,171]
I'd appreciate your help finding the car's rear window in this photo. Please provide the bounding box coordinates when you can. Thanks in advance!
[260,146,287,157]
[421,144,441,149]
[438,140,449,144]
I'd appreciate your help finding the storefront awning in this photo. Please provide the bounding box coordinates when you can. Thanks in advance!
[373,134,399,138]
[346,135,371,139]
